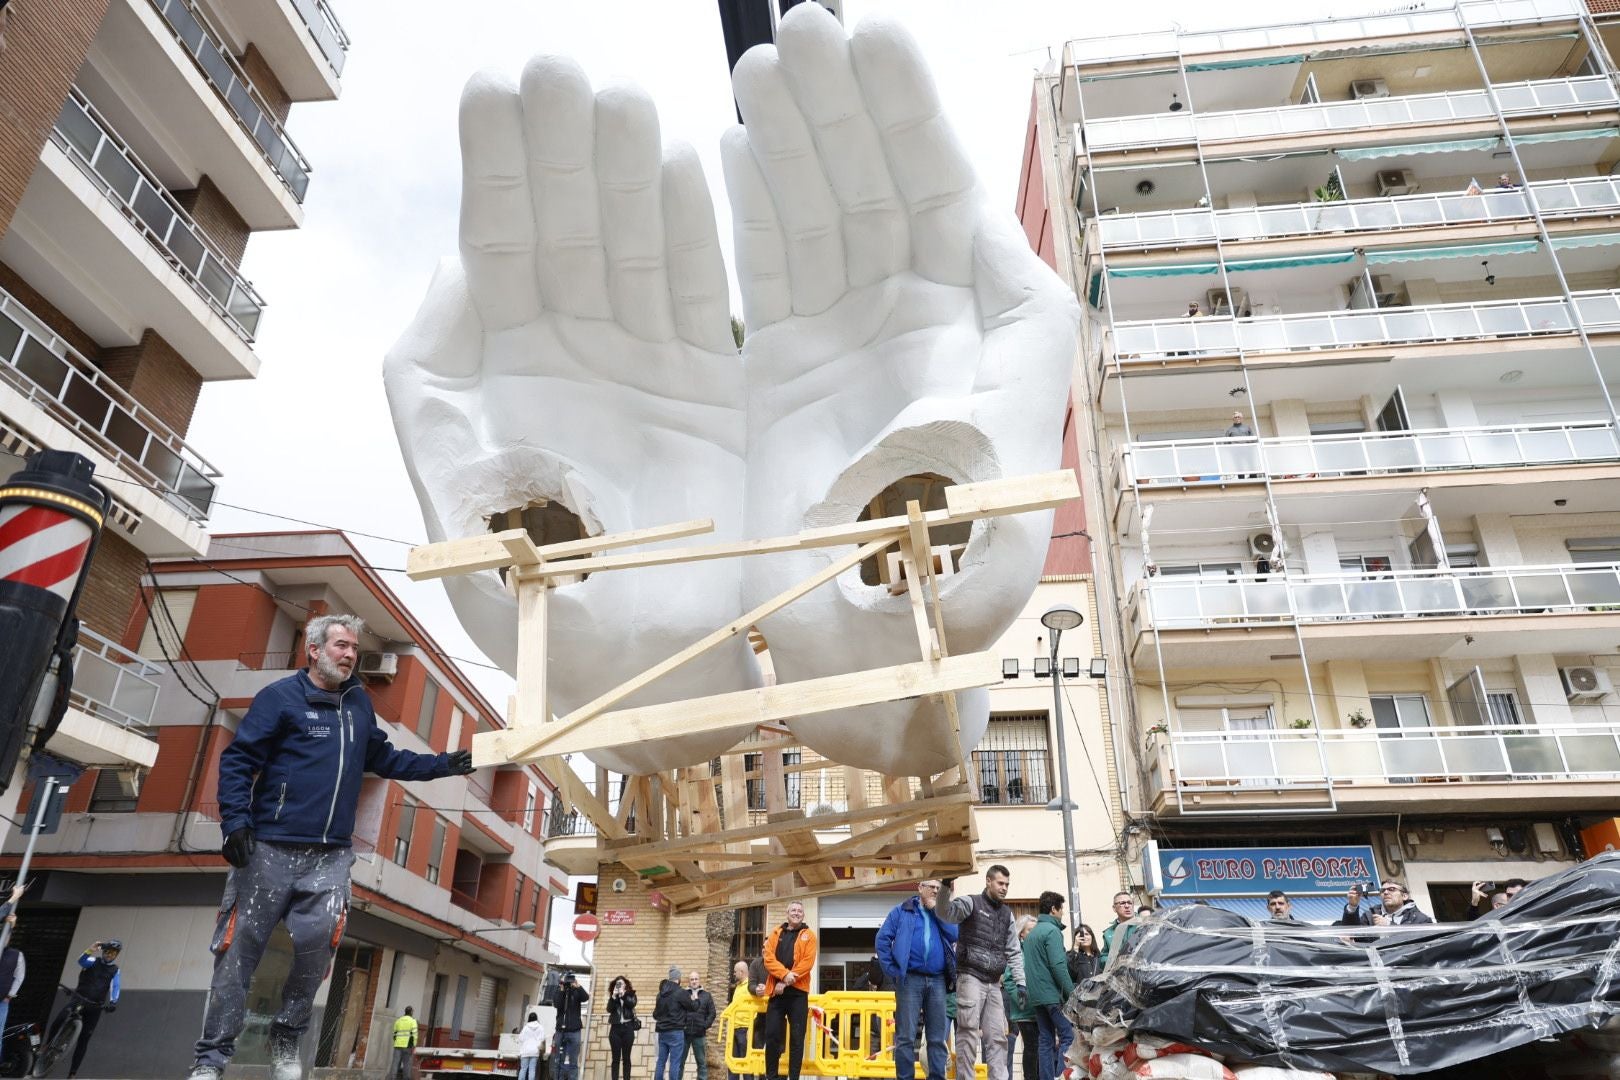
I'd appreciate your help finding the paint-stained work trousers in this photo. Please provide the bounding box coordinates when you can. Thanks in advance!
[192,841,354,1070]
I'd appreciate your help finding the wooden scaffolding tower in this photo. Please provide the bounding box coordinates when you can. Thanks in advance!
[408,471,1079,913]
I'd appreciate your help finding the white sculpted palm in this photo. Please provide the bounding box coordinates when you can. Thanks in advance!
[386,6,1079,776]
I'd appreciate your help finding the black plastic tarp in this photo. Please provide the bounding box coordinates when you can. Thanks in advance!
[1073,851,1620,1074]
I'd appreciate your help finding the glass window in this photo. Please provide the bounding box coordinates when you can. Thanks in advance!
[1567,537,1620,565]
[971,713,1053,806]
[416,680,439,740]
[513,873,525,923]
[745,754,802,810]
[450,975,469,1033]
[1370,694,1432,730]
[1486,691,1522,727]
[394,795,416,865]
[730,905,766,966]
[426,819,447,884]
[88,767,142,813]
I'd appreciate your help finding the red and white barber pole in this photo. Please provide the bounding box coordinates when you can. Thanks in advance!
[0,450,107,792]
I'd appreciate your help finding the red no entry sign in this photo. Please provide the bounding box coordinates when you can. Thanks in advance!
[573,913,600,942]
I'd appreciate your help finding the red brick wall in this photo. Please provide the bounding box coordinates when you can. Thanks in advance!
[237,44,292,124]
[138,725,205,812]
[182,582,278,661]
[0,262,100,357]
[1016,90,1058,272]
[491,770,527,826]
[172,176,250,267]
[1042,405,1092,576]
[0,0,111,237]
[100,330,204,438]
[78,530,145,642]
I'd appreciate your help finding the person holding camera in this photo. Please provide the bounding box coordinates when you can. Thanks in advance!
[608,975,640,1080]
[555,972,590,1080]
[46,939,120,1079]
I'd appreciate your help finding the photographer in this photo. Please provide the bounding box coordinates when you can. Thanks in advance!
[555,972,590,1080]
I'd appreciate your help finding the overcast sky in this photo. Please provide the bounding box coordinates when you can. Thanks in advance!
[192,0,1330,953]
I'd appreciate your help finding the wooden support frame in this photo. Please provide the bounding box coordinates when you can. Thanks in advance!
[407,471,1079,910]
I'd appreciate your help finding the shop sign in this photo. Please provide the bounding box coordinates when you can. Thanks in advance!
[602,909,635,925]
[1148,842,1379,897]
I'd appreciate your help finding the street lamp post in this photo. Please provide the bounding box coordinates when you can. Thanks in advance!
[1041,604,1085,937]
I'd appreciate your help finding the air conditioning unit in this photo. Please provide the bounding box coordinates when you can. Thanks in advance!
[359,652,399,681]
[1351,78,1390,99]
[1249,530,1280,558]
[1205,287,1248,316]
[1376,168,1418,197]
[1561,666,1614,701]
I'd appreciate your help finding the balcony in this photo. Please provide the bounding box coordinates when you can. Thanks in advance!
[1123,420,1620,490]
[541,786,610,876]
[1082,76,1616,154]
[0,286,220,529]
[1066,0,1582,70]
[54,89,264,343]
[42,628,163,770]
[1110,289,1620,367]
[1151,719,1620,815]
[206,0,348,100]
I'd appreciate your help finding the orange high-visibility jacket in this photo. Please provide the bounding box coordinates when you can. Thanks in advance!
[762,923,817,995]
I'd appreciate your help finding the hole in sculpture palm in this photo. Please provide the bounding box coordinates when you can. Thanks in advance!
[386,8,1079,777]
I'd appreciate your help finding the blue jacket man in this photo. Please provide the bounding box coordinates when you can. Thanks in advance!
[190,614,474,1080]
[876,881,959,1080]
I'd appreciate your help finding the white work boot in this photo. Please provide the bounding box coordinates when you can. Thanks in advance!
[268,1030,302,1080]
[184,1066,223,1080]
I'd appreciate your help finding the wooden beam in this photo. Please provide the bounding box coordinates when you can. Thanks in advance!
[943,470,1078,520]
[537,755,626,841]
[512,579,549,730]
[407,518,716,581]
[488,652,1003,762]
[510,537,893,757]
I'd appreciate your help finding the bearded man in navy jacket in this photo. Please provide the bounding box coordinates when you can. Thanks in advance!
[187,614,474,1080]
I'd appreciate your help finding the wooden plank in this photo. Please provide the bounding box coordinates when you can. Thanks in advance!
[513,538,893,757]
[899,503,935,662]
[407,519,716,581]
[537,755,626,841]
[512,581,549,730]
[466,471,1080,581]
[490,653,1003,762]
[602,789,973,857]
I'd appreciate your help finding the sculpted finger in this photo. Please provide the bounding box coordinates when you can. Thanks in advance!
[775,2,908,287]
[733,44,847,315]
[850,16,976,286]
[385,258,485,384]
[596,83,677,342]
[459,71,543,330]
[520,55,612,321]
[662,141,736,355]
[721,125,790,331]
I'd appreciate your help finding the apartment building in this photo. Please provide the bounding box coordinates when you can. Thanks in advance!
[0,0,346,800]
[1,531,563,1076]
[1015,0,1620,922]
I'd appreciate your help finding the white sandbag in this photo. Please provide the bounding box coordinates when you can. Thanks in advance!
[1231,1067,1336,1080]
[1130,1053,1237,1080]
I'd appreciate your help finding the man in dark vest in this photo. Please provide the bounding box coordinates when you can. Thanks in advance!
[939,866,1024,1080]
[46,939,120,1079]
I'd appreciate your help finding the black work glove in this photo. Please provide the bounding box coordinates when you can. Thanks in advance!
[447,749,475,776]
[222,827,256,868]
[104,1004,117,1013]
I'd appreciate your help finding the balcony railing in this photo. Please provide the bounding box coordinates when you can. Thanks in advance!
[147,0,312,201]
[53,88,265,341]
[1112,289,1620,363]
[1125,420,1620,487]
[70,628,162,734]
[1137,562,1620,630]
[1164,719,1620,789]
[1067,0,1581,67]
[288,0,349,75]
[1083,76,1615,152]
[0,287,220,520]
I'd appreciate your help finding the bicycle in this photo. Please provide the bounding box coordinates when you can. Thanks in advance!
[0,1020,40,1078]
[31,986,100,1078]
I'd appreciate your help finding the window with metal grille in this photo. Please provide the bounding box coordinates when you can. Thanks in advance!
[730,905,766,965]
[394,795,416,865]
[426,818,447,884]
[88,768,141,813]
[1487,691,1522,726]
[973,713,1053,806]
[744,752,803,810]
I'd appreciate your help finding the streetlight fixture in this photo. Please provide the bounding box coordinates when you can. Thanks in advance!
[1039,604,1085,936]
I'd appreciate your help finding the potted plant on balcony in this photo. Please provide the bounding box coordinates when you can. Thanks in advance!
[1145,722,1169,752]
[1288,717,1314,730]
[1347,708,1372,729]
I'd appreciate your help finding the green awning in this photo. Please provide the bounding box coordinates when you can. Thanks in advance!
[1367,239,1540,264]
[1335,128,1619,162]
[1551,232,1620,250]
[1186,54,1306,72]
[1106,251,1355,280]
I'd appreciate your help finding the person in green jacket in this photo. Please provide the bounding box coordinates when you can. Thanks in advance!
[1098,893,1140,970]
[1002,917,1039,1080]
[1021,894,1074,1080]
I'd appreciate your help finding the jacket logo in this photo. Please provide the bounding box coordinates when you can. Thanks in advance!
[306,724,332,739]
[306,711,318,719]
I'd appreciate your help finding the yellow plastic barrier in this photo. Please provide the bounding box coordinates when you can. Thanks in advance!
[721,991,988,1080]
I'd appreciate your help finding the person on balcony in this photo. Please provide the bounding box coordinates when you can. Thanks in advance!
[1335,884,1373,927]
[187,614,475,1080]
[1371,881,1434,926]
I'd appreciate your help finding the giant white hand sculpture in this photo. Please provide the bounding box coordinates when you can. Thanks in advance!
[729,6,1079,776]
[384,60,759,775]
[386,6,1078,778]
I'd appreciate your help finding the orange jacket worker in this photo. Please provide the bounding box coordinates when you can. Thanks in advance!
[761,902,816,1080]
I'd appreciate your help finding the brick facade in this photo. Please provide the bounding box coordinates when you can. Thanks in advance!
[237,44,293,124]
[78,529,146,641]
[0,0,110,237]
[0,261,99,357]
[100,329,205,437]
[172,175,251,267]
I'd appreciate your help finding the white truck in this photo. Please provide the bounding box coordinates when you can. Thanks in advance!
[414,1031,528,1078]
